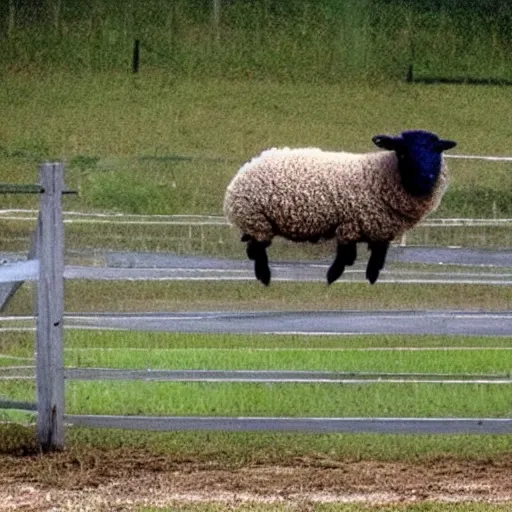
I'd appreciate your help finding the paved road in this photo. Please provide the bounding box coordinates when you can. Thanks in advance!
[65,310,512,336]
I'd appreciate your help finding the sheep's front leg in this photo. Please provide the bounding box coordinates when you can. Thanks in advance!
[244,236,272,286]
[366,241,389,284]
[327,242,357,285]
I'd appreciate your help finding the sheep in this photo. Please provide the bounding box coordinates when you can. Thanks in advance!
[224,129,457,286]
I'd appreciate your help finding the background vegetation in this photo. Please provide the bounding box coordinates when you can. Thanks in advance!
[1,0,512,222]
[1,76,512,223]
[2,0,512,82]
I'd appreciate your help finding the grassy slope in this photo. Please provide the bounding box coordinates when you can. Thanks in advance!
[0,74,511,218]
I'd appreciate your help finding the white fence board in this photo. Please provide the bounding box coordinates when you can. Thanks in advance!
[64,415,512,434]
[63,368,512,385]
[0,398,37,411]
[1,209,512,228]
[0,260,39,283]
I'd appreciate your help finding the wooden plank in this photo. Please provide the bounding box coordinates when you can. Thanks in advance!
[0,399,37,411]
[64,415,512,435]
[0,227,39,312]
[64,368,512,384]
[36,163,65,452]
[0,184,42,194]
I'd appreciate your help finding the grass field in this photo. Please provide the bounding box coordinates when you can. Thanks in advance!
[1,74,512,220]
[1,72,512,268]
[3,280,512,316]
[4,0,512,85]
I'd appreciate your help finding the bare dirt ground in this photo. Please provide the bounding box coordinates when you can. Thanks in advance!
[1,449,512,511]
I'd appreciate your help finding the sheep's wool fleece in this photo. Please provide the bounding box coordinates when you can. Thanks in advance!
[224,147,449,243]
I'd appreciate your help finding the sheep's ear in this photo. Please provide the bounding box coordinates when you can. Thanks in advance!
[372,135,401,151]
[438,139,457,151]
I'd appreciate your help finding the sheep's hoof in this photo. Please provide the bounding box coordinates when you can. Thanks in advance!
[255,260,271,286]
[366,267,380,284]
[326,264,345,285]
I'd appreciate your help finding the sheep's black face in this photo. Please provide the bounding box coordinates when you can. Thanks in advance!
[373,130,457,197]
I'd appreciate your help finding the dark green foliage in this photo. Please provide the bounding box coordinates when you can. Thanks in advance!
[2,0,512,82]
[440,187,512,218]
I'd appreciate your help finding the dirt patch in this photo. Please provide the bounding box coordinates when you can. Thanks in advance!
[1,449,512,510]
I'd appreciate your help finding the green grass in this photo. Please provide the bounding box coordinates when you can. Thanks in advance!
[1,75,512,219]
[64,346,512,375]
[60,331,512,375]
[66,380,512,418]
[4,0,512,85]
[1,378,510,418]
[3,281,511,316]
[2,325,512,462]
[1,74,512,263]
[1,331,510,421]
[2,331,512,359]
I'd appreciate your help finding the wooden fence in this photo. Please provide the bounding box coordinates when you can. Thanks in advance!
[1,163,512,452]
[0,163,67,451]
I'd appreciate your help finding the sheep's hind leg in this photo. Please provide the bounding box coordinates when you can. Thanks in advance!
[366,241,389,284]
[245,237,272,286]
[327,242,357,285]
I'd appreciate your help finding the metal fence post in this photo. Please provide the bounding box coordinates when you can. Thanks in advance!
[36,163,65,452]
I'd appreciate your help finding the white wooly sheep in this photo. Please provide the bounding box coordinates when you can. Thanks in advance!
[224,129,457,285]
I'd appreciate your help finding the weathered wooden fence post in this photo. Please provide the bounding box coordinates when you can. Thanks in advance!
[36,163,65,452]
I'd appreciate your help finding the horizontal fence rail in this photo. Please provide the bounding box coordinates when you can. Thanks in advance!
[4,365,512,384]
[62,368,512,384]
[445,154,512,162]
[1,209,512,227]
[4,367,512,384]
[0,398,37,411]
[63,415,512,435]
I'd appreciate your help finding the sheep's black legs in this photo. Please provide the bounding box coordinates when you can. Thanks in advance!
[366,241,389,284]
[244,236,272,286]
[327,242,357,284]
